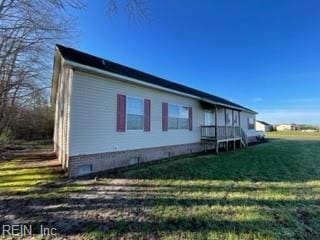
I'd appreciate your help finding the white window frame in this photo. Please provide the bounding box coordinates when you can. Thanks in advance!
[204,110,214,126]
[168,103,189,130]
[248,117,255,130]
[126,96,144,131]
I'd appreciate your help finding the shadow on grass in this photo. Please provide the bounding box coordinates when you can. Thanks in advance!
[105,138,320,182]
[2,217,275,236]
[1,138,320,238]
[0,181,318,238]
[0,152,65,194]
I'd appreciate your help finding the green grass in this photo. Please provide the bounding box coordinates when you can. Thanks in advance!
[267,130,320,139]
[0,140,69,195]
[1,132,320,239]
[92,132,320,239]
[0,159,62,194]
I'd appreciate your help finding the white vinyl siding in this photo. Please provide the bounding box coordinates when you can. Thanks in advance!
[256,121,272,132]
[53,65,73,169]
[68,71,256,156]
[240,111,256,137]
[69,71,202,156]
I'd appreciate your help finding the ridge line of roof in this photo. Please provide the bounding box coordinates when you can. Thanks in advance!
[56,44,256,114]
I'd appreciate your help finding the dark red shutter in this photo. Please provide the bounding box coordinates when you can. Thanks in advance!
[188,107,193,131]
[144,99,151,132]
[116,94,126,132]
[162,102,168,131]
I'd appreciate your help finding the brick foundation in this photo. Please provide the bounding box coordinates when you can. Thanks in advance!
[69,142,203,177]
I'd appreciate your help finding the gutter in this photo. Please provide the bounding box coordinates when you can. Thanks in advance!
[61,58,257,114]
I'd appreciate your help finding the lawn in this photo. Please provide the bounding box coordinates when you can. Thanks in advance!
[1,132,320,239]
[0,142,63,194]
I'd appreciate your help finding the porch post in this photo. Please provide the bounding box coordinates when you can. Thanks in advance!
[215,105,218,139]
[239,111,241,135]
[224,108,227,139]
[215,105,218,154]
[232,110,234,138]
[239,111,241,148]
[224,108,228,152]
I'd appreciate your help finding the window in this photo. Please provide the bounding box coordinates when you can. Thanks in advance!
[168,104,189,129]
[233,113,238,124]
[248,117,255,129]
[204,111,214,125]
[226,112,231,124]
[127,97,144,130]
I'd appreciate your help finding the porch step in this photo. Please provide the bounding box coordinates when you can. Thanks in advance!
[241,139,247,148]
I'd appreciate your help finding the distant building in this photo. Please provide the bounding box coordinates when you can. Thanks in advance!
[256,120,273,132]
[276,124,297,131]
[302,129,318,133]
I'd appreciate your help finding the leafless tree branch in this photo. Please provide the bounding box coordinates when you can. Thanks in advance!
[0,0,83,134]
[106,0,150,22]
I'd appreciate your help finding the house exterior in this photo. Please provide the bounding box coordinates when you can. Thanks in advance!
[302,129,318,133]
[276,124,297,131]
[256,120,273,132]
[51,45,257,177]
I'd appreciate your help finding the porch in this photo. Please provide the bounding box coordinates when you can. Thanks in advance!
[200,125,241,141]
[200,125,248,152]
[199,101,249,152]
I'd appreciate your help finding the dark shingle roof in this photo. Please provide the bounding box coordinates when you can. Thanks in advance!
[257,120,272,126]
[56,44,256,113]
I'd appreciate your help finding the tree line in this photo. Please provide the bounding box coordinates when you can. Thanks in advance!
[0,0,147,147]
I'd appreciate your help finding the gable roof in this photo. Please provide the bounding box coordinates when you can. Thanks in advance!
[256,120,272,126]
[54,44,256,114]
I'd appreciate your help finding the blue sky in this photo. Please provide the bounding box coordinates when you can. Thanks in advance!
[69,0,320,124]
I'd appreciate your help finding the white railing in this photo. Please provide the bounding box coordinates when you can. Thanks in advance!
[201,125,241,140]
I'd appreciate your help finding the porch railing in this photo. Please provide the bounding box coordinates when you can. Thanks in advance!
[201,125,216,139]
[201,125,241,140]
[241,127,248,146]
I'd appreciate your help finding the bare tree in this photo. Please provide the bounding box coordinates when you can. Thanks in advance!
[106,0,150,22]
[0,0,83,136]
[0,0,149,144]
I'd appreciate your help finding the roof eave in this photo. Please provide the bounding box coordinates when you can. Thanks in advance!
[60,58,256,114]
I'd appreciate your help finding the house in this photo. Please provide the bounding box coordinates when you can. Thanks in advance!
[302,129,318,133]
[256,120,273,132]
[51,45,257,177]
[276,124,297,131]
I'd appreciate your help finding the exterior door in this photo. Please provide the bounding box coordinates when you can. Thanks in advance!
[204,110,214,125]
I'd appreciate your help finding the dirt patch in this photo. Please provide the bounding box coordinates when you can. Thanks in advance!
[0,178,139,239]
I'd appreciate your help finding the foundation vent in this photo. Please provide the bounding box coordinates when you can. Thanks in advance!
[129,157,139,165]
[78,164,92,176]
